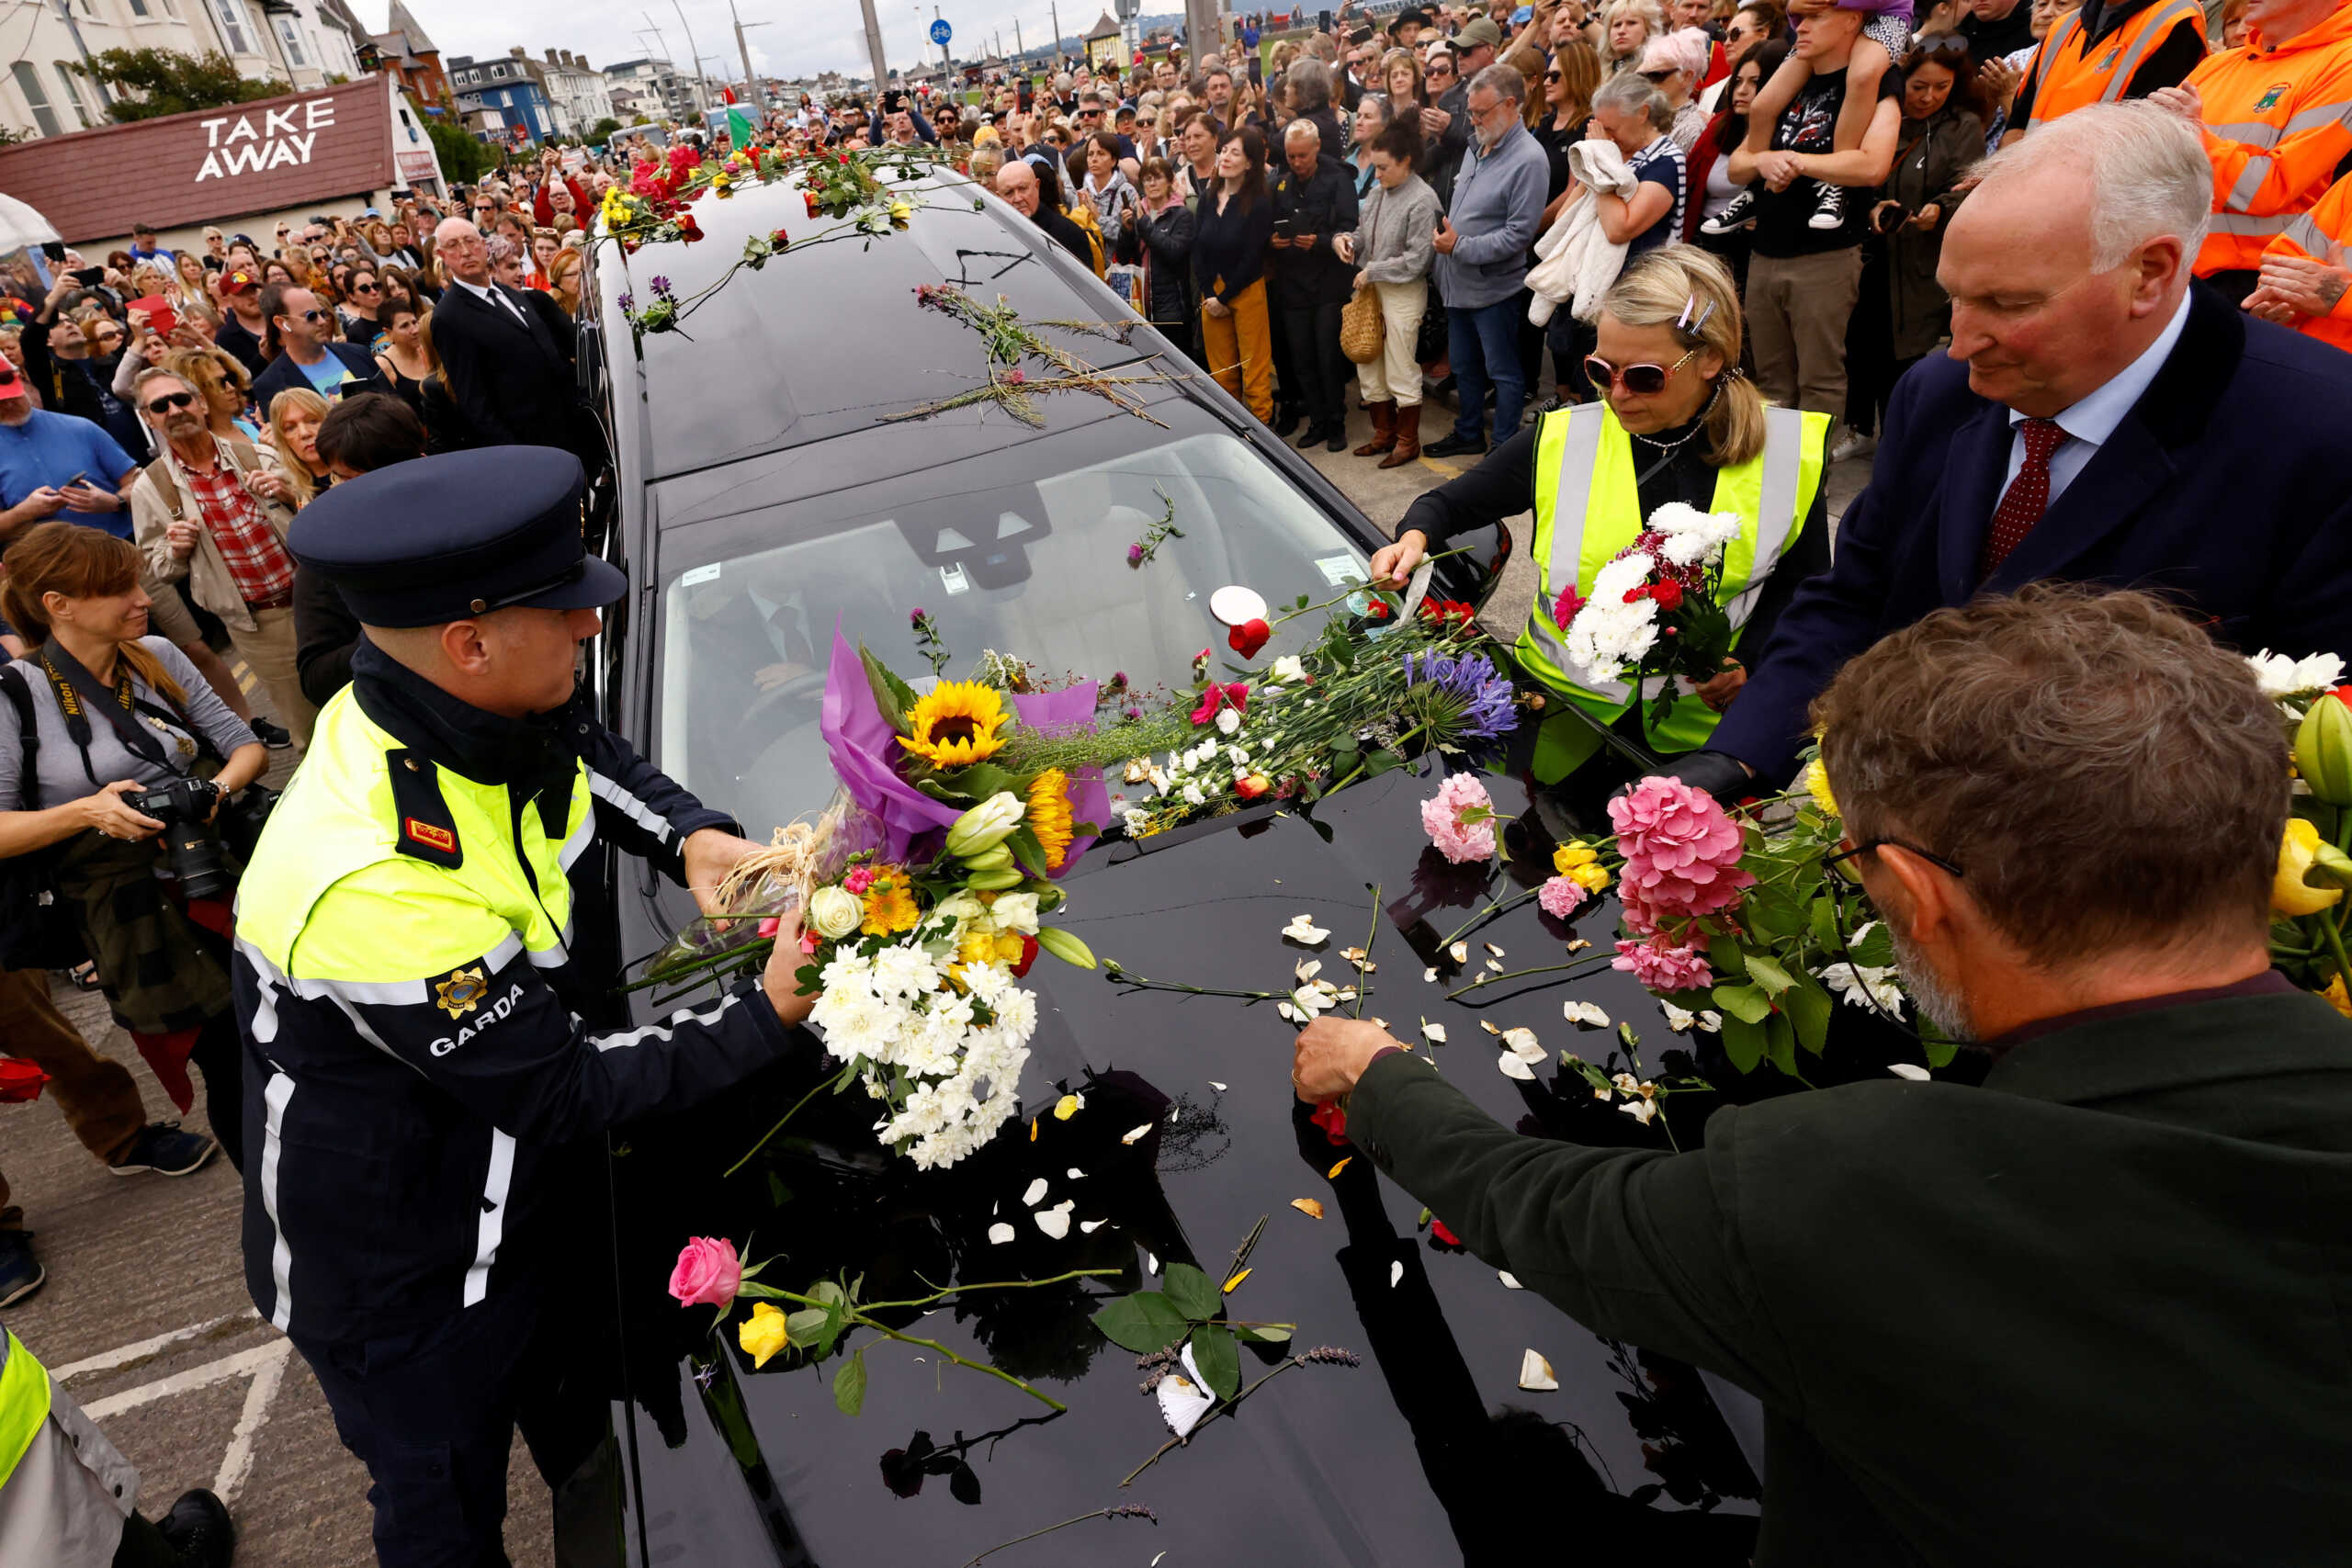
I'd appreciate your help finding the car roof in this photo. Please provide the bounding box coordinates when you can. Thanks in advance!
[592,158,1157,483]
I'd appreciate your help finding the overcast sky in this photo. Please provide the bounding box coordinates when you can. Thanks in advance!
[388,0,1125,84]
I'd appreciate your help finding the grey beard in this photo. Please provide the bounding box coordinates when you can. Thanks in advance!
[1888,925,1975,1043]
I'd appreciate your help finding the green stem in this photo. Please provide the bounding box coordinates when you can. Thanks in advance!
[2321,912,2352,988]
[1322,721,1428,797]
[1120,1357,1306,1486]
[1355,884,1382,1020]
[961,1509,1142,1568]
[1440,885,1540,951]
[1446,955,1615,1000]
[722,1064,854,1179]
[858,1269,1123,1314]
[1104,970,1281,1003]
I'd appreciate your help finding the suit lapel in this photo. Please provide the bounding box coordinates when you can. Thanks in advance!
[1986,413,2179,591]
[1937,401,2014,602]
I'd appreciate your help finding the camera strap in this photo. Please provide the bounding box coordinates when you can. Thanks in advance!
[38,643,190,784]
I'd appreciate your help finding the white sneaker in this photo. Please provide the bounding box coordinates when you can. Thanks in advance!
[1830,427,1876,463]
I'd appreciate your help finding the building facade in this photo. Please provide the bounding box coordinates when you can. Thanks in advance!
[604,57,695,123]
[449,48,555,147]
[364,0,449,108]
[539,48,613,138]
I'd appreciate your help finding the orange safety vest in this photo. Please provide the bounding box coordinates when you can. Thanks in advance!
[2258,169,2352,351]
[2182,3,2352,276]
[2019,0,2207,130]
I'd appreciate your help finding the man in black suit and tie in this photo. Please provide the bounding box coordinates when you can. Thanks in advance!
[425,219,599,470]
[1657,102,2352,795]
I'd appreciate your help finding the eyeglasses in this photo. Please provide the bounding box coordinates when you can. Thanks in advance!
[1544,69,1563,81]
[1640,67,1677,82]
[1824,837,1967,886]
[1584,344,1702,394]
[354,281,379,293]
[294,309,325,321]
[144,390,195,413]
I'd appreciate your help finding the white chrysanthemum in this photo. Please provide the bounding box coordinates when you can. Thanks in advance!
[1649,503,1743,567]
[1122,807,1151,834]
[989,985,1039,1042]
[989,892,1041,936]
[869,944,941,1001]
[2249,649,2346,699]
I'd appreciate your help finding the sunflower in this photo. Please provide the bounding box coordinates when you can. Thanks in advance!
[1027,768,1075,870]
[900,681,1011,769]
[860,870,921,936]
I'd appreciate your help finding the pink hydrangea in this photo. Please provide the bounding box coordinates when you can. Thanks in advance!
[1419,773,1498,863]
[1611,936,1713,992]
[1536,875,1588,919]
[1608,774,1753,921]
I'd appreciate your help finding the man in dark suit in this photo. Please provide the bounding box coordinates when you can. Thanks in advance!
[1672,102,2352,791]
[424,219,596,467]
[1293,587,2352,1564]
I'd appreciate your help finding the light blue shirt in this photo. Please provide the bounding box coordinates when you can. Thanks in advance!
[2002,291,2190,507]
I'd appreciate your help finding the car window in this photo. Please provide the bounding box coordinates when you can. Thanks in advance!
[652,422,1372,834]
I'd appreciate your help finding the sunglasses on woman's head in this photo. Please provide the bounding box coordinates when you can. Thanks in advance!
[145,391,195,413]
[1585,344,1702,394]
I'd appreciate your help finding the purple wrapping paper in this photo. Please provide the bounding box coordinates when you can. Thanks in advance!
[820,627,1111,876]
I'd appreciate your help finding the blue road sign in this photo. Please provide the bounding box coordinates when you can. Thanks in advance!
[930,17,952,44]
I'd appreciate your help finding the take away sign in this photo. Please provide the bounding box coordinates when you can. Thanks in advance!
[0,77,407,243]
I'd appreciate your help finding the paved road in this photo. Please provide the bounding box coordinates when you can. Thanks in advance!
[0,406,1871,1568]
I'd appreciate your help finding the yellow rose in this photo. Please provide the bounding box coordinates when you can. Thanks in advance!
[1570,863,1611,893]
[738,1301,789,1368]
[2326,975,2352,1021]
[2272,818,2344,917]
[1552,841,1597,874]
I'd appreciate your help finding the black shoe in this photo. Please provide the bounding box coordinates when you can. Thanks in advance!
[1272,408,1303,437]
[1807,182,1848,231]
[1297,423,1326,449]
[156,1487,236,1567]
[1324,428,1348,453]
[0,1232,42,1308]
[1423,431,1488,458]
[1700,188,1757,236]
[112,1122,220,1179]
[249,717,292,750]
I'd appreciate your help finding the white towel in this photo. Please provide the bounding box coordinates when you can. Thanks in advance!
[1527,140,1637,328]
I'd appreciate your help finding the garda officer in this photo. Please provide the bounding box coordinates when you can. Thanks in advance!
[231,446,820,1566]
[1370,245,1829,787]
[2000,0,2207,145]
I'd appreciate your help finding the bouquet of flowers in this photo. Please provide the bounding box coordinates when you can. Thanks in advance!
[2251,649,2352,1014]
[1550,502,1744,729]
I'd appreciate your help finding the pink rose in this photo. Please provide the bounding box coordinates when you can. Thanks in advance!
[667,1235,741,1309]
[1607,775,1753,922]
[1419,773,1498,864]
[1611,936,1713,992]
[1536,875,1588,919]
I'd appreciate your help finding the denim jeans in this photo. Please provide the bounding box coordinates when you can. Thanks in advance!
[1447,299,1527,445]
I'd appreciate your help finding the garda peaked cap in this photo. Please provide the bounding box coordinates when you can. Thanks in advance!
[287,446,625,628]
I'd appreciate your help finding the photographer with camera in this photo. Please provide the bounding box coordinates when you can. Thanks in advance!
[0,522,266,1175]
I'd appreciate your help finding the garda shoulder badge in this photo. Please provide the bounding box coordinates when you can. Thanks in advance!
[387,748,463,870]
[435,965,489,1018]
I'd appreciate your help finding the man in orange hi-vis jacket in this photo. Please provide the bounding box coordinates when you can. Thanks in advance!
[2147,0,2352,303]
[2246,168,2352,348]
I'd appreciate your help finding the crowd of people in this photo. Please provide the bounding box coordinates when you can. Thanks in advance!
[4,0,2352,1561]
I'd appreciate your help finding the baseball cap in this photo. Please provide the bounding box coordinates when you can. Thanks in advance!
[0,364,27,401]
[220,267,258,296]
[1454,17,1504,49]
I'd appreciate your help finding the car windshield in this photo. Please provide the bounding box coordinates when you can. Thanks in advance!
[652,412,1374,833]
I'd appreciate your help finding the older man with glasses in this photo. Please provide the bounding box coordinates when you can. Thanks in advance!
[1293,585,2352,1564]
[1424,63,1551,457]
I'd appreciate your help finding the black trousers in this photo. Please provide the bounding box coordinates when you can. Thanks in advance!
[191,1011,243,1172]
[1281,301,1350,434]
[297,1281,601,1568]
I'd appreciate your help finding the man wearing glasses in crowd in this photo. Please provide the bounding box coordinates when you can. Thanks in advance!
[249,286,386,412]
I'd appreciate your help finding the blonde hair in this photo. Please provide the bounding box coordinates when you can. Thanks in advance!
[1600,245,1765,467]
[266,387,331,504]
[1602,0,1668,64]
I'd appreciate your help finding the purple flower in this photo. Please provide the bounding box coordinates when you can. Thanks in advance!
[650,274,672,298]
[1126,543,1145,566]
[616,292,634,311]
[1402,649,1517,744]
[1125,706,1142,720]
[910,607,927,623]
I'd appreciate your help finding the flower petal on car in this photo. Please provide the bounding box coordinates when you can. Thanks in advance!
[1122,1122,1155,1145]
[1498,1050,1535,1080]
[1502,1027,1545,1062]
[1291,1198,1326,1219]
[1389,1259,1404,1288]
[1022,1178,1049,1206]
[1421,1021,1447,1043]
[1448,942,1470,964]
[1887,1063,1931,1081]
[1498,1270,1523,1290]
[1034,1200,1076,1239]
[1563,1001,1611,1028]
[988,1222,1016,1245]
[1283,914,1331,945]
[1518,1349,1558,1392]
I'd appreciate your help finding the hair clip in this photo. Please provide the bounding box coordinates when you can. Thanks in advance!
[1677,293,1716,339]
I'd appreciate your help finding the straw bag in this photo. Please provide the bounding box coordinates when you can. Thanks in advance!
[1340,282,1385,364]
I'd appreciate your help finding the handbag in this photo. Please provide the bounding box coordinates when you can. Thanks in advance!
[0,666,87,972]
[1340,281,1385,364]
[1414,278,1449,364]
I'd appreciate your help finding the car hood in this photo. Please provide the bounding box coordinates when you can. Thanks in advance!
[605,760,1766,1567]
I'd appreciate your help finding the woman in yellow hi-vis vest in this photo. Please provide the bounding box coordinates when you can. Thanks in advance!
[1370,245,1831,789]
[0,1320,233,1564]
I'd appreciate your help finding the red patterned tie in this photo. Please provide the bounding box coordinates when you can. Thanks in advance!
[1979,417,2066,578]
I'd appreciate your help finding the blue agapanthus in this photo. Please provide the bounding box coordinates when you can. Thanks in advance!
[1403,649,1518,745]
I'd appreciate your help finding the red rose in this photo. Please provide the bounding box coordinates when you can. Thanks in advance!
[1309,1098,1349,1145]
[1235,773,1272,801]
[1429,1218,1462,1247]
[1012,934,1040,978]
[1649,580,1683,611]
[1227,617,1272,659]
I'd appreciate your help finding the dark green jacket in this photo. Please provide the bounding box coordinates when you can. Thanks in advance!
[1347,990,2352,1565]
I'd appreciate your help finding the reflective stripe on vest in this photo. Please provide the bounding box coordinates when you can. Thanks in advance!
[233,682,595,987]
[0,1329,53,1492]
[2022,0,2205,131]
[1515,401,1826,752]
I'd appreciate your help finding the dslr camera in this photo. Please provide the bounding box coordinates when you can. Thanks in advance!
[125,778,230,899]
